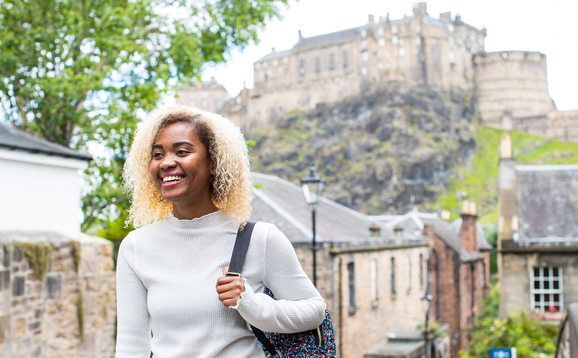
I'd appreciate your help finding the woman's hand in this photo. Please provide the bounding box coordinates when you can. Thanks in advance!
[216,266,246,307]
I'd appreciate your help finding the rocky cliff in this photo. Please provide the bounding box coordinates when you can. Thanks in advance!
[247,83,478,215]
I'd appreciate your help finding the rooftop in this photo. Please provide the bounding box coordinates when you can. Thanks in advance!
[516,165,578,240]
[0,123,92,161]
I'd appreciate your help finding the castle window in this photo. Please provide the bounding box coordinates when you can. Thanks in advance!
[299,59,306,76]
[315,57,321,74]
[378,38,385,47]
[343,52,349,69]
[392,36,398,45]
[348,262,356,309]
[329,54,335,70]
[530,267,563,313]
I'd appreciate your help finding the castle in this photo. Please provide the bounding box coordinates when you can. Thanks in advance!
[178,3,577,142]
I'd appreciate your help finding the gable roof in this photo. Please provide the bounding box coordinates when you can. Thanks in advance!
[0,123,92,161]
[250,173,427,251]
[516,165,578,240]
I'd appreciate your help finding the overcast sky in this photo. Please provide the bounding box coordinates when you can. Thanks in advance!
[199,0,578,111]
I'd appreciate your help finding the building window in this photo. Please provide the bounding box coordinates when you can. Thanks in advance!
[343,52,349,70]
[482,262,487,287]
[370,259,378,303]
[530,267,563,313]
[299,59,306,76]
[361,51,368,62]
[407,253,412,293]
[391,256,396,296]
[420,253,424,291]
[392,36,399,45]
[315,57,321,74]
[391,25,398,34]
[329,54,335,70]
[378,27,384,36]
[399,47,405,56]
[348,262,356,309]
[378,38,385,47]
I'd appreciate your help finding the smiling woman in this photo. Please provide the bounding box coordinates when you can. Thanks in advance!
[116,105,326,358]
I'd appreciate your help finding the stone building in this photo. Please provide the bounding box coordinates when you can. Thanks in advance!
[250,173,432,358]
[175,76,230,114]
[498,133,578,320]
[180,3,578,141]
[0,125,116,357]
[371,209,491,358]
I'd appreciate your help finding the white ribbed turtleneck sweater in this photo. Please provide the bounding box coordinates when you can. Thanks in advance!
[115,211,326,358]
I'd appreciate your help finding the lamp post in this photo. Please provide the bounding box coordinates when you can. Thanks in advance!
[300,165,325,287]
[421,292,434,358]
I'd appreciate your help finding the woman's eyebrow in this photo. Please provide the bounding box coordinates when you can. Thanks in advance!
[172,141,194,147]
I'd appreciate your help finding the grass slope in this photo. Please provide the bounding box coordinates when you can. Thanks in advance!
[433,126,578,223]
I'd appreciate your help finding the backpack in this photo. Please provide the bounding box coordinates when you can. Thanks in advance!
[228,222,337,358]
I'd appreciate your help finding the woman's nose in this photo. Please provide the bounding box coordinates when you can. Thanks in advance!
[159,155,177,169]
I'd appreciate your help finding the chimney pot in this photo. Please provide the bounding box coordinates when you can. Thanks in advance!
[369,223,381,237]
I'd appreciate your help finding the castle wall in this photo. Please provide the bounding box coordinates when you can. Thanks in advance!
[0,232,116,357]
[474,51,556,127]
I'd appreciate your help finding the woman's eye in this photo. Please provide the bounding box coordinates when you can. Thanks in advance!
[176,150,188,155]
[152,152,163,158]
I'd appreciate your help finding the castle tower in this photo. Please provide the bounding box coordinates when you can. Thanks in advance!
[473,51,556,128]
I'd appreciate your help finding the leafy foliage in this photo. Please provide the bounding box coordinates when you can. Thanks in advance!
[0,0,289,236]
[460,283,558,358]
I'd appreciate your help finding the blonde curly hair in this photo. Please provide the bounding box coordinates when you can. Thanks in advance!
[123,105,252,228]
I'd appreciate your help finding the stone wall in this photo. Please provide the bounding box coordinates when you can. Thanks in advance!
[294,240,429,358]
[0,231,116,358]
[474,51,556,128]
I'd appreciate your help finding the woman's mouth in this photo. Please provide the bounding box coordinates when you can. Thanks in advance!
[162,175,185,186]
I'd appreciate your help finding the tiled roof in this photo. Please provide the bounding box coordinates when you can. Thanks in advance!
[516,165,578,240]
[295,27,359,51]
[0,123,92,161]
[255,49,292,63]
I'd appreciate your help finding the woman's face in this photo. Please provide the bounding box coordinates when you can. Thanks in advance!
[149,121,214,214]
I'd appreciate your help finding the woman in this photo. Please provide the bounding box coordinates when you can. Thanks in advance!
[116,106,326,357]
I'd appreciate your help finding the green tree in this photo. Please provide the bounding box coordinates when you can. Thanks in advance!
[460,284,558,358]
[0,0,289,236]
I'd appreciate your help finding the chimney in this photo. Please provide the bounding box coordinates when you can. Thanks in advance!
[271,47,276,53]
[368,14,375,24]
[498,132,517,244]
[298,30,303,41]
[394,225,403,237]
[439,12,451,22]
[415,2,427,17]
[461,201,478,252]
[369,223,381,237]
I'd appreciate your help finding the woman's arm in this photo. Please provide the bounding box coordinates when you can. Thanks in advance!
[234,224,326,333]
[116,234,152,357]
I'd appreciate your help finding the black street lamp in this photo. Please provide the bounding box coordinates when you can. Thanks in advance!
[421,292,434,358]
[300,165,325,287]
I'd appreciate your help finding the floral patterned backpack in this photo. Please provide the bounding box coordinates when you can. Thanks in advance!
[228,222,337,358]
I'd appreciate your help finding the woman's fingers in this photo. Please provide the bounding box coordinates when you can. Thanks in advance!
[216,270,245,307]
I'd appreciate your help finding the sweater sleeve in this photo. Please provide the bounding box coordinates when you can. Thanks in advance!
[235,224,326,333]
[116,234,151,357]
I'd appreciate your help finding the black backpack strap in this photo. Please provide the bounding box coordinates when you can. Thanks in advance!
[227,221,255,277]
[228,222,279,357]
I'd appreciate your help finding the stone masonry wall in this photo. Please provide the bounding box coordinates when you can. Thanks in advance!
[295,240,429,358]
[0,231,116,358]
